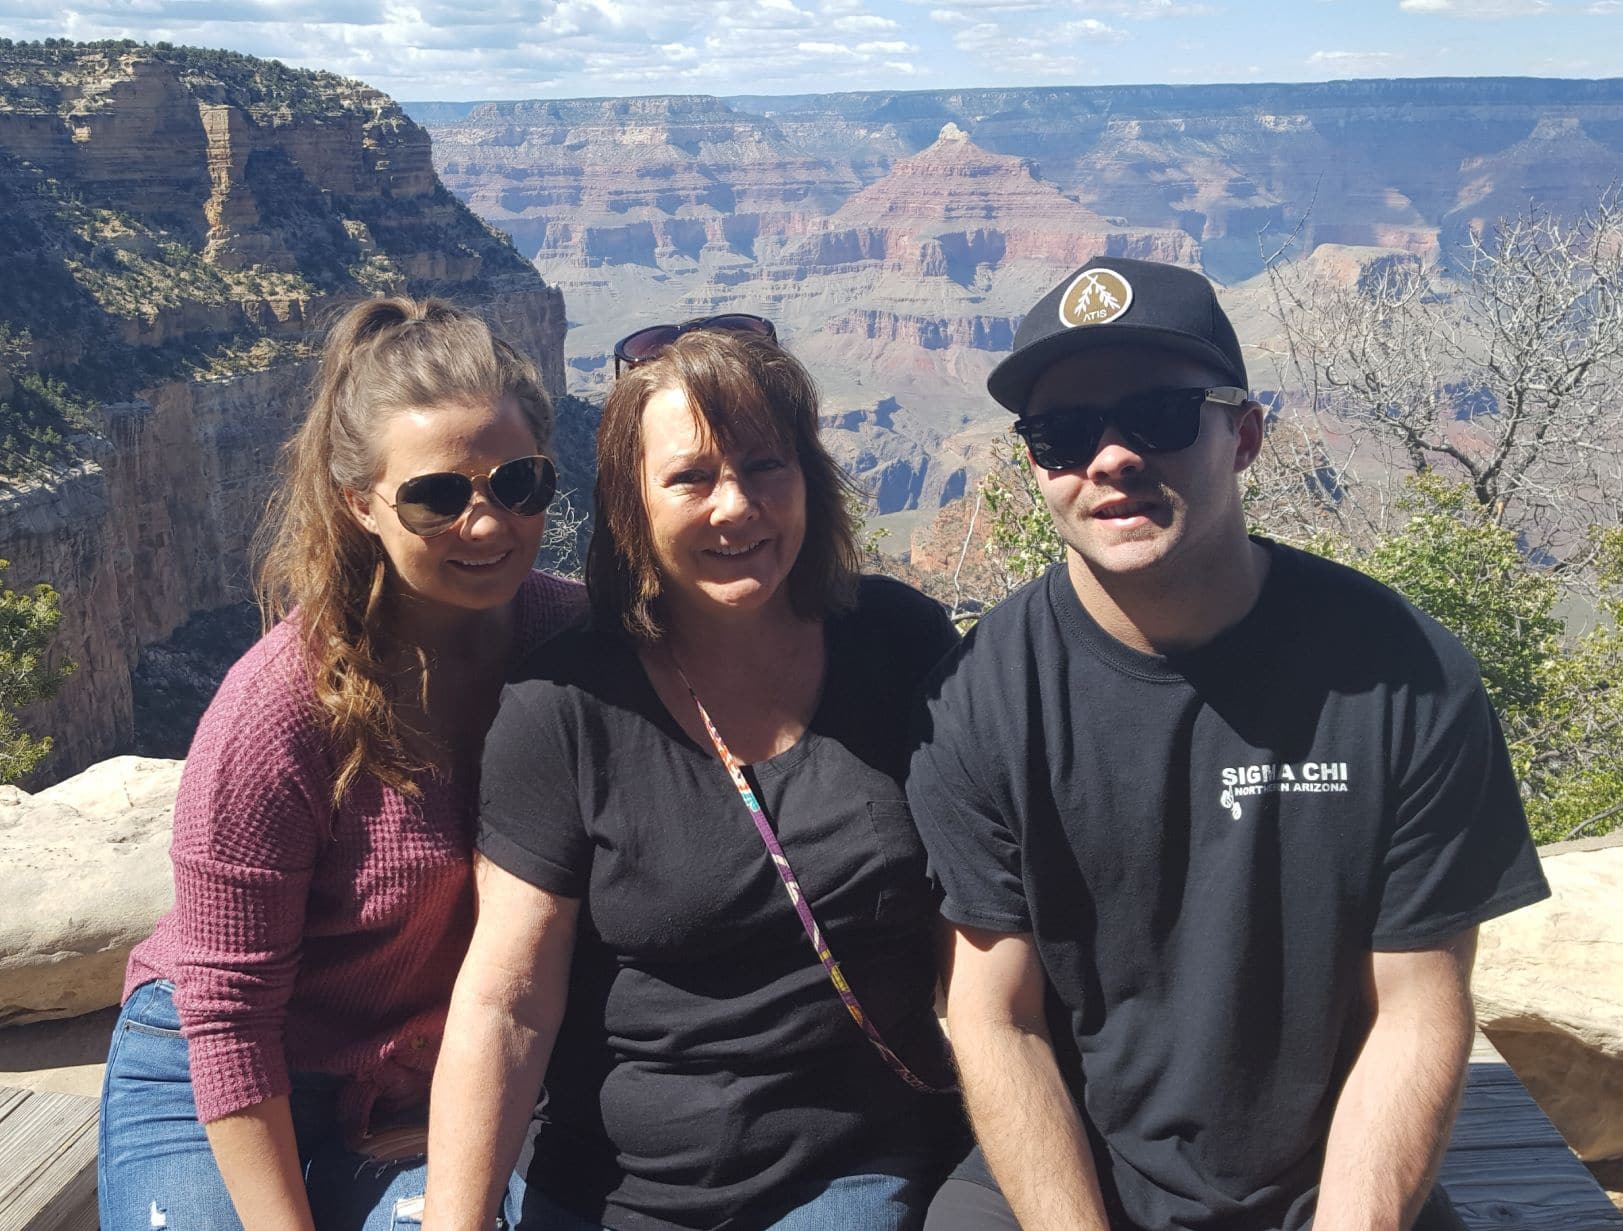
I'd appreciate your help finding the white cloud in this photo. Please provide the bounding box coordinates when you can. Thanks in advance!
[1083,0,1215,15]
[916,0,1203,16]
[1058,17,1130,38]
[831,13,899,29]
[1306,49,1402,73]
[1398,0,1551,15]
[4,0,942,96]
[0,0,1588,98]
[915,0,1051,12]
[949,13,1126,71]
[104,0,975,93]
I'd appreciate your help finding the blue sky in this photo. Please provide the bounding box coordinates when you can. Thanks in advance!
[1,1,1619,101]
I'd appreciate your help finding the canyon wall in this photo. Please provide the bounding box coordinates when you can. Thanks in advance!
[0,45,573,784]
[420,77,1623,528]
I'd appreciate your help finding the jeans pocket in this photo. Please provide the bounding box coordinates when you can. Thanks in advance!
[124,1019,184,1039]
[108,999,191,1085]
[386,1194,511,1231]
[122,980,185,1034]
[306,1142,431,1230]
[391,1192,424,1227]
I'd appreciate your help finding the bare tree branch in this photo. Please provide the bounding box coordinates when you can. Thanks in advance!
[1255,185,1623,588]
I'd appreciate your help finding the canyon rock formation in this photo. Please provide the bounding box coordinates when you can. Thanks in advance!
[0,44,575,784]
[421,78,1623,534]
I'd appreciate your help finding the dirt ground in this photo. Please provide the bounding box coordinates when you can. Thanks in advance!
[0,1006,116,1098]
[1589,1159,1623,1212]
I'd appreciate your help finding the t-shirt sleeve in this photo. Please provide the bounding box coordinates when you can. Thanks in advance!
[907,650,1032,934]
[917,588,961,669]
[477,680,591,898]
[859,573,960,684]
[1371,671,1550,950]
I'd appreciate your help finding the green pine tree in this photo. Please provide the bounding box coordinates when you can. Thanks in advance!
[0,559,75,784]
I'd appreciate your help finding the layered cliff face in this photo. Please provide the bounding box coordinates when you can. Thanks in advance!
[1,45,564,386]
[0,43,572,784]
[438,95,859,263]
[421,78,1623,530]
[430,106,1190,517]
[725,79,1623,281]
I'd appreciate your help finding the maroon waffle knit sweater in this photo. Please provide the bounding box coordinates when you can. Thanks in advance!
[125,570,585,1136]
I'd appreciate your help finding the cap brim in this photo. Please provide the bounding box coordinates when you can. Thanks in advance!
[987,323,1247,413]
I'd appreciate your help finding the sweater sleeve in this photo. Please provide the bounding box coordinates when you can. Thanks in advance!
[165,638,332,1123]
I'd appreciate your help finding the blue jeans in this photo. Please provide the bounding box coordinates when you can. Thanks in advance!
[98,980,523,1230]
[519,1166,933,1230]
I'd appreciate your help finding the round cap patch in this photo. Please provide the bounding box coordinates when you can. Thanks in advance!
[1059,268,1134,328]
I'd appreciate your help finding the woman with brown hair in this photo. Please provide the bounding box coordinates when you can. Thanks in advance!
[424,320,963,1231]
[97,296,585,1230]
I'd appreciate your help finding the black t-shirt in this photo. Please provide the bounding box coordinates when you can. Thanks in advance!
[479,576,962,1231]
[907,540,1550,1231]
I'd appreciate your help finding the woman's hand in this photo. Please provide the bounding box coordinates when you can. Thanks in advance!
[423,856,580,1231]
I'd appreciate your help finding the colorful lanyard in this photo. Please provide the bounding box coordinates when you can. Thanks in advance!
[672,661,953,1095]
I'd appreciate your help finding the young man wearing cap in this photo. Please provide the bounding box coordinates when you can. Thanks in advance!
[907,257,1550,1231]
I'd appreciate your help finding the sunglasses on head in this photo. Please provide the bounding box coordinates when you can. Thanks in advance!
[378,453,557,538]
[613,314,777,377]
[1013,386,1248,471]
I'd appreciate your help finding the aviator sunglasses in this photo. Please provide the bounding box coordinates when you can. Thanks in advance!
[1013,386,1248,471]
[613,314,777,377]
[378,453,557,538]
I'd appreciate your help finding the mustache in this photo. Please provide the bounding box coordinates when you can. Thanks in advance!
[1090,478,1172,507]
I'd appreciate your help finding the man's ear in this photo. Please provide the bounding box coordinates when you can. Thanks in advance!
[343,486,382,536]
[1232,400,1265,473]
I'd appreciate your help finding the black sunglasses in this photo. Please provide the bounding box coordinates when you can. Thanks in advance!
[378,453,557,538]
[1013,386,1247,471]
[613,314,777,377]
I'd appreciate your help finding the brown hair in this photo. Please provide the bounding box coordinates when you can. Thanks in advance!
[255,295,553,803]
[586,328,860,641]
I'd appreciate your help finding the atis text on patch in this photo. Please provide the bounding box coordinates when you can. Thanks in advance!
[1059,268,1134,328]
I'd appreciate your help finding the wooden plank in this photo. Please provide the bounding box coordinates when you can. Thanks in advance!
[0,1038,1613,1231]
[0,1085,98,1231]
[1439,1037,1623,1231]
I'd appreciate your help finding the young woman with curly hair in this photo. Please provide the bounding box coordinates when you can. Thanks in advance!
[98,296,586,1231]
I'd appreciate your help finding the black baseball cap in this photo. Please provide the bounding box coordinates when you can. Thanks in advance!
[987,257,1247,413]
